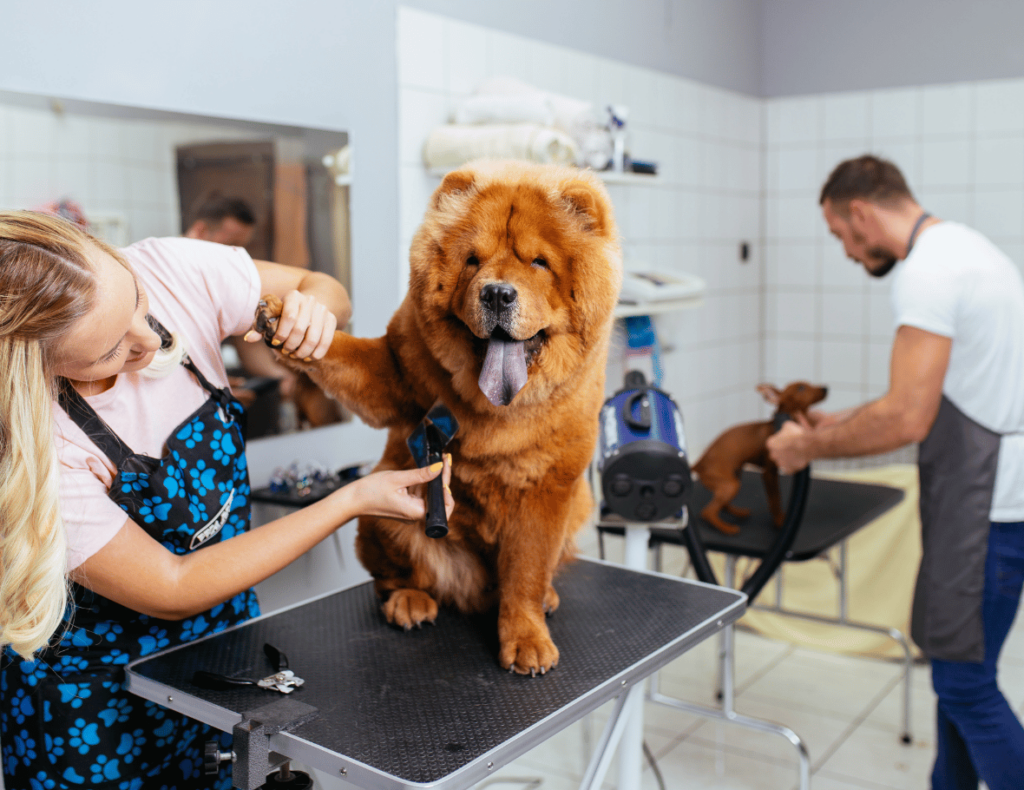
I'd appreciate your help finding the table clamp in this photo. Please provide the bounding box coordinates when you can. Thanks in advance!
[205,696,320,790]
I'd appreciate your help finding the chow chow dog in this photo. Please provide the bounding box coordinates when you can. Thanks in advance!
[255,159,621,675]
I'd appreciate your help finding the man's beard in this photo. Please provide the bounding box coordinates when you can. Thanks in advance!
[865,247,898,278]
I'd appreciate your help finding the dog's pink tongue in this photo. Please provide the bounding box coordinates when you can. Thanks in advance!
[479,336,527,406]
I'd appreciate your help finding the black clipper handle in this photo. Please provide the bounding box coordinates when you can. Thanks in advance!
[425,455,448,539]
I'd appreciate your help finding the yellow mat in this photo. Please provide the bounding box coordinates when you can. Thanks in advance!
[717,464,923,660]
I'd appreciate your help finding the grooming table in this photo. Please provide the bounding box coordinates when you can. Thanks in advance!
[597,470,907,790]
[126,557,744,790]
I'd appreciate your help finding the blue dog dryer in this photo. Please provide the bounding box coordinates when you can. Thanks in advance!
[598,371,690,521]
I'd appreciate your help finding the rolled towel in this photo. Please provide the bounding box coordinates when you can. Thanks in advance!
[453,93,555,127]
[423,123,579,170]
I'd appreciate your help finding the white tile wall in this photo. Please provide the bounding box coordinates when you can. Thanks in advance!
[0,102,275,245]
[396,6,765,456]
[764,76,1024,427]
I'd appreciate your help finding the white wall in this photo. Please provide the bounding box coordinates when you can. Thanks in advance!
[763,77,1024,427]
[396,7,764,456]
[762,0,1024,97]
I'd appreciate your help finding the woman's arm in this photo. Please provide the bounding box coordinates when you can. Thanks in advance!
[70,460,452,620]
[241,260,353,361]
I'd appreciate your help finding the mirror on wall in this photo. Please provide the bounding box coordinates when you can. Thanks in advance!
[0,89,351,439]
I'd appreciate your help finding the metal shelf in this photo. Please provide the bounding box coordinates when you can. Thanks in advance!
[426,166,658,184]
[614,297,704,318]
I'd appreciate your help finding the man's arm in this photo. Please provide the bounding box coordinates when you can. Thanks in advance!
[767,325,951,470]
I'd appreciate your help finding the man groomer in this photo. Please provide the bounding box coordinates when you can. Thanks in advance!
[768,155,1024,790]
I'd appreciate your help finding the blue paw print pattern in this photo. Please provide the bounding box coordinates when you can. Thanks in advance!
[44,732,66,758]
[179,615,209,643]
[162,466,187,500]
[29,770,58,789]
[187,496,209,524]
[58,682,92,709]
[90,754,122,783]
[210,428,237,464]
[68,718,100,755]
[100,648,130,666]
[137,627,170,657]
[12,728,38,766]
[175,420,205,449]
[97,697,131,727]
[18,659,50,687]
[116,729,145,764]
[118,472,148,496]
[94,621,124,644]
[188,460,217,497]
[137,496,173,524]
[10,688,35,724]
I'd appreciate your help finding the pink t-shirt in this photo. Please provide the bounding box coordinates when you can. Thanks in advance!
[55,237,261,570]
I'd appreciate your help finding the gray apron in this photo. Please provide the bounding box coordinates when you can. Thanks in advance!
[911,395,1001,662]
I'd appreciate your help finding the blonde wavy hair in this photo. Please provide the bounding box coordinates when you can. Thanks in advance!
[0,210,134,658]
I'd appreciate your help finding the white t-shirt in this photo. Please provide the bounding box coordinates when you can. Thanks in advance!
[55,237,261,569]
[891,222,1024,521]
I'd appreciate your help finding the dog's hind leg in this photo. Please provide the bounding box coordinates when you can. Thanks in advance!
[761,464,785,527]
[700,476,743,535]
[724,503,751,519]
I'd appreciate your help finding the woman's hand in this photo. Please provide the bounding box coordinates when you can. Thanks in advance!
[244,289,337,361]
[342,454,454,522]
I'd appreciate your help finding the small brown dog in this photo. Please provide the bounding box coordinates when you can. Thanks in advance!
[692,382,827,535]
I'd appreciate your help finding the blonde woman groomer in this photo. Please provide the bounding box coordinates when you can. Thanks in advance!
[0,211,453,789]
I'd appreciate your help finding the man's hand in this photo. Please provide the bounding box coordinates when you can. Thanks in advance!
[767,416,814,474]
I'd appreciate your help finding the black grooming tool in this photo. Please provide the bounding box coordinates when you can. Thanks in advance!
[406,402,459,538]
[192,643,304,694]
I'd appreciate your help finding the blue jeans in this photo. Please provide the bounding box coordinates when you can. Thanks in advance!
[931,521,1024,790]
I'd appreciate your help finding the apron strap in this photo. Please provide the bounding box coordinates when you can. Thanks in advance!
[58,314,237,464]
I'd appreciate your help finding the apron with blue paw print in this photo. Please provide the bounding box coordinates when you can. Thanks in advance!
[1,316,260,790]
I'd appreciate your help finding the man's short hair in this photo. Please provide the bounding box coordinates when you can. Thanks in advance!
[819,155,914,212]
[190,193,257,228]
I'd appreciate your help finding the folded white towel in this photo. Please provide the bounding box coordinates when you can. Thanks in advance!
[453,94,555,127]
[470,76,600,138]
[423,123,579,170]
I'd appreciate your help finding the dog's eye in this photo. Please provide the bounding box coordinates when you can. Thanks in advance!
[466,255,479,267]
[532,257,548,269]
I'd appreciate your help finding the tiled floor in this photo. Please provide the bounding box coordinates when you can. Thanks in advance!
[477,531,1024,790]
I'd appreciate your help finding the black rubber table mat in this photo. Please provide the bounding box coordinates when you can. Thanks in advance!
[600,471,904,561]
[127,558,743,790]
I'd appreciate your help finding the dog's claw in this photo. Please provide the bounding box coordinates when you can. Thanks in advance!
[530,668,536,678]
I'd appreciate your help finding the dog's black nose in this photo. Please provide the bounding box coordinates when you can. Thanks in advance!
[480,283,518,315]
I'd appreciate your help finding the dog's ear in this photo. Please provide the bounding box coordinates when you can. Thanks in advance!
[756,384,781,405]
[433,169,475,209]
[561,183,609,235]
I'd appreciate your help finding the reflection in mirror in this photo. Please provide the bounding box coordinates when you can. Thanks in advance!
[0,89,350,439]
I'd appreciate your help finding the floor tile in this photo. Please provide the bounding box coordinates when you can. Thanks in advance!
[637,737,804,790]
[740,647,901,721]
[817,719,938,790]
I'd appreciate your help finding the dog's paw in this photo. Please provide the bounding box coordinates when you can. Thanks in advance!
[542,585,560,616]
[499,630,559,677]
[382,588,438,630]
[253,294,285,348]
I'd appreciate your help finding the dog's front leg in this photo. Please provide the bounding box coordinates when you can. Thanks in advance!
[494,503,571,676]
[253,294,416,428]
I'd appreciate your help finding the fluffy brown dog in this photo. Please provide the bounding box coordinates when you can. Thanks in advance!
[692,382,828,535]
[255,160,622,675]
